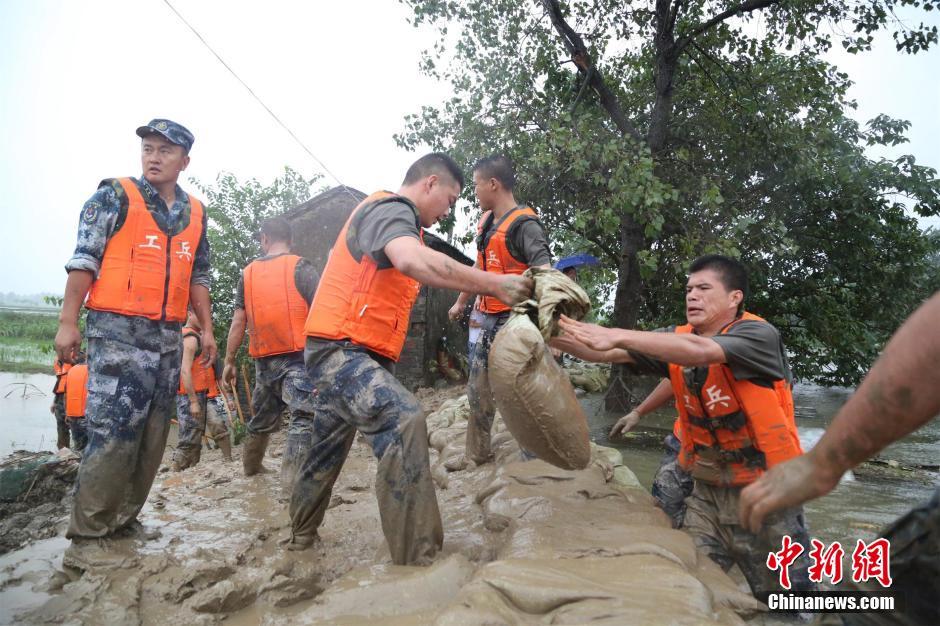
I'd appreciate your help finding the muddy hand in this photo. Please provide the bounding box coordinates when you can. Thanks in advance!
[54,322,82,364]
[558,315,621,352]
[609,410,641,439]
[496,275,533,306]
[190,398,204,420]
[200,330,218,367]
[738,451,839,533]
[222,362,237,391]
[448,300,465,322]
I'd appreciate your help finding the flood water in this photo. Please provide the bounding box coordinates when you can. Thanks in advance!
[582,382,940,547]
[0,373,60,458]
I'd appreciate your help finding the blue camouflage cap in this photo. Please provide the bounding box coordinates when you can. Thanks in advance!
[135,118,195,153]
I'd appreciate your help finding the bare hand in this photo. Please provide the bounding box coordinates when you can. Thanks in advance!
[54,322,82,364]
[558,315,622,352]
[738,451,841,533]
[189,398,204,420]
[222,362,237,391]
[200,330,218,367]
[448,300,465,322]
[495,275,533,307]
[609,410,641,439]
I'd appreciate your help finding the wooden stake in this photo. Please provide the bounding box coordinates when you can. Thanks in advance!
[240,364,253,408]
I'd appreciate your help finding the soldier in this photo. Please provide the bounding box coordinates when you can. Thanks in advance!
[222,216,319,491]
[554,254,814,604]
[447,155,551,466]
[174,309,232,470]
[55,119,214,570]
[288,153,532,565]
[64,356,89,453]
[51,357,73,449]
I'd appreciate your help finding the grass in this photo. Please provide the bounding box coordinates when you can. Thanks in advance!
[0,310,59,373]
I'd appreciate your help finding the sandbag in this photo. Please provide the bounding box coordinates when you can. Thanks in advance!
[488,268,592,470]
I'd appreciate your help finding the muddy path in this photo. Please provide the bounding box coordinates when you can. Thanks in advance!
[1,386,767,625]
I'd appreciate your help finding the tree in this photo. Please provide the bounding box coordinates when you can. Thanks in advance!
[191,168,322,357]
[398,0,940,401]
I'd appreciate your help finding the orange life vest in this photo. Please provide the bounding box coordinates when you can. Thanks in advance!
[86,177,204,322]
[244,254,309,358]
[669,312,802,487]
[178,327,219,397]
[53,358,72,394]
[476,206,539,314]
[303,191,423,361]
[65,364,89,418]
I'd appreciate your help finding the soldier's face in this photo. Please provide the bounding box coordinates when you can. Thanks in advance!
[473,171,497,211]
[417,175,460,228]
[141,135,189,187]
[685,269,741,331]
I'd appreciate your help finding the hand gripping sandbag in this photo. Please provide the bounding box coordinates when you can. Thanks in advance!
[488,268,592,470]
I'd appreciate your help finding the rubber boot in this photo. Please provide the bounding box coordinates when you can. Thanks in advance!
[217,435,233,462]
[242,433,271,476]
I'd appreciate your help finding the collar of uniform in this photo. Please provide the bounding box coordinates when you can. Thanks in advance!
[135,175,187,210]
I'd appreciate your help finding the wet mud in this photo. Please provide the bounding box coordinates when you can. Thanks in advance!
[2,388,765,625]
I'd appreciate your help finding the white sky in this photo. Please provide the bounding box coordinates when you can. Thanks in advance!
[0,1,937,295]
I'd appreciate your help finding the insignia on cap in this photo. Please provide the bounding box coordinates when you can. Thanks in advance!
[155,121,169,131]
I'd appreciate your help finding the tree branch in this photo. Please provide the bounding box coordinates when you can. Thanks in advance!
[675,0,781,53]
[540,0,644,142]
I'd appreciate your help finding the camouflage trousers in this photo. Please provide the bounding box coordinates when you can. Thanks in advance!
[68,417,88,453]
[67,334,181,538]
[290,342,443,566]
[53,393,70,450]
[249,353,317,491]
[683,480,815,604]
[651,433,694,528]
[465,312,509,464]
[176,392,230,452]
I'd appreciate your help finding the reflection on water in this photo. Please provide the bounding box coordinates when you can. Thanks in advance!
[582,382,939,547]
[0,372,59,458]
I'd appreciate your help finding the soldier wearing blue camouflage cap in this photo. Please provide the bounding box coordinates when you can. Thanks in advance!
[55,118,214,570]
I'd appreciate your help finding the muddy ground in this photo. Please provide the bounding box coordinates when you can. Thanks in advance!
[1,385,775,625]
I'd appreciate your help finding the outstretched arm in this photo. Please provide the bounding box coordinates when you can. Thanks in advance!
[739,291,940,532]
[610,378,674,438]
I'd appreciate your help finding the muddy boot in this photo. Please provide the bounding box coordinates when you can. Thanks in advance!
[172,446,199,472]
[217,436,233,462]
[242,433,271,476]
[63,538,138,571]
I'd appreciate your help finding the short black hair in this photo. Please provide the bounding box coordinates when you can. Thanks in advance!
[402,152,465,189]
[259,216,292,245]
[688,254,749,303]
[473,154,515,191]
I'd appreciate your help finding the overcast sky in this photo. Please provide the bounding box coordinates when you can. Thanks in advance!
[1,1,937,296]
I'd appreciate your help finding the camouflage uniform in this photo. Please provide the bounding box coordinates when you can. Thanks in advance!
[650,432,694,528]
[68,416,89,453]
[175,391,230,465]
[465,311,509,463]
[52,392,70,450]
[290,340,442,566]
[64,164,210,539]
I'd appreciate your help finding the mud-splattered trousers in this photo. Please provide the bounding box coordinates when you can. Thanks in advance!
[465,311,509,464]
[176,392,230,453]
[52,393,70,450]
[682,480,814,604]
[67,311,182,539]
[290,340,443,566]
[249,352,317,490]
[68,416,88,453]
[651,433,694,528]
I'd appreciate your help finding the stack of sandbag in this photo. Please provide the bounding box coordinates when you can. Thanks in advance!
[487,267,593,470]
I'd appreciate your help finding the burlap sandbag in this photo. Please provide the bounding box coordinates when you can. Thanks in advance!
[488,268,592,470]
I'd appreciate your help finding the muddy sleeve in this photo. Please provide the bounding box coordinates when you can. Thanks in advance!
[508,218,552,267]
[625,327,673,378]
[294,259,320,304]
[234,273,245,310]
[354,201,420,268]
[710,320,791,383]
